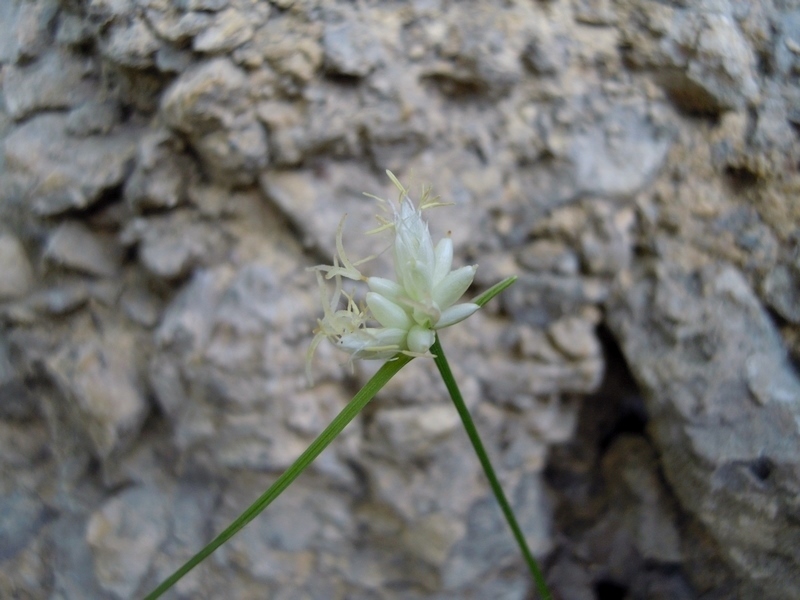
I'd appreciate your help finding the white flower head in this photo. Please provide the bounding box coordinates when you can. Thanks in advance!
[307,171,479,382]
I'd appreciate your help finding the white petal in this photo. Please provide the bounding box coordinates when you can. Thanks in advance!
[407,324,435,354]
[432,265,477,309]
[393,199,435,298]
[432,237,453,286]
[367,292,412,330]
[435,303,479,329]
[367,277,404,301]
[337,327,406,359]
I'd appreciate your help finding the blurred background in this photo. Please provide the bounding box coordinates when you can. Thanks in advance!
[1,0,799,598]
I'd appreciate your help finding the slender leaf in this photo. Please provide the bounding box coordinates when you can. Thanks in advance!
[144,354,413,599]
[473,275,517,307]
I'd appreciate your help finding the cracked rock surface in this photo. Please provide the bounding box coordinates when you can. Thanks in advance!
[1,1,798,599]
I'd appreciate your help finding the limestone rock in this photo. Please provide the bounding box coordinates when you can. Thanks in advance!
[124,131,192,211]
[0,1,797,599]
[44,221,120,278]
[0,489,52,567]
[567,105,672,199]
[192,8,254,54]
[607,264,800,600]
[322,19,384,77]
[0,1,18,63]
[419,4,524,98]
[145,8,212,43]
[161,58,268,185]
[44,337,150,461]
[98,16,161,69]
[87,486,169,599]
[122,212,227,280]
[517,240,580,275]
[623,4,760,113]
[761,264,800,324]
[504,273,608,327]
[774,9,800,76]
[0,234,34,301]
[368,404,461,460]
[3,50,97,121]
[6,0,59,62]
[4,115,138,216]
[65,100,121,137]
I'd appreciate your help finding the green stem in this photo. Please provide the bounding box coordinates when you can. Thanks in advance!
[472,275,517,308]
[430,335,552,600]
[144,354,413,600]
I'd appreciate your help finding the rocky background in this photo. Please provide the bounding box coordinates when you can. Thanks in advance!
[1,0,799,598]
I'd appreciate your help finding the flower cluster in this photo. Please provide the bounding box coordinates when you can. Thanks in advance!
[307,171,479,381]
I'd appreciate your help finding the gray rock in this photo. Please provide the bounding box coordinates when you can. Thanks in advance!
[44,221,120,278]
[65,101,121,137]
[774,10,800,76]
[161,58,268,185]
[548,316,601,360]
[567,105,672,199]
[185,0,229,10]
[0,338,38,420]
[193,8,254,53]
[680,13,760,110]
[124,131,191,211]
[0,1,19,63]
[145,8,213,44]
[402,512,465,568]
[4,114,138,216]
[153,44,194,73]
[0,489,52,562]
[578,205,635,276]
[632,6,760,113]
[761,264,800,324]
[0,1,797,599]
[120,287,162,328]
[517,240,580,275]
[161,58,250,125]
[322,20,384,77]
[99,16,161,69]
[44,515,107,599]
[255,19,323,85]
[87,486,169,599]
[477,349,603,402]
[504,273,608,327]
[368,404,461,460]
[419,5,523,98]
[3,50,97,121]
[444,474,551,589]
[0,234,34,301]
[521,32,570,75]
[28,282,89,316]
[599,436,682,565]
[7,0,59,62]
[607,264,800,600]
[56,11,94,47]
[572,0,618,26]
[123,212,227,280]
[45,338,150,461]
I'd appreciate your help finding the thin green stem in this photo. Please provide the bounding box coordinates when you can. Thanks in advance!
[144,354,413,600]
[472,275,517,308]
[430,335,552,600]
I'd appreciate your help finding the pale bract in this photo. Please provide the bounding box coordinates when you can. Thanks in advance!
[307,171,479,382]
